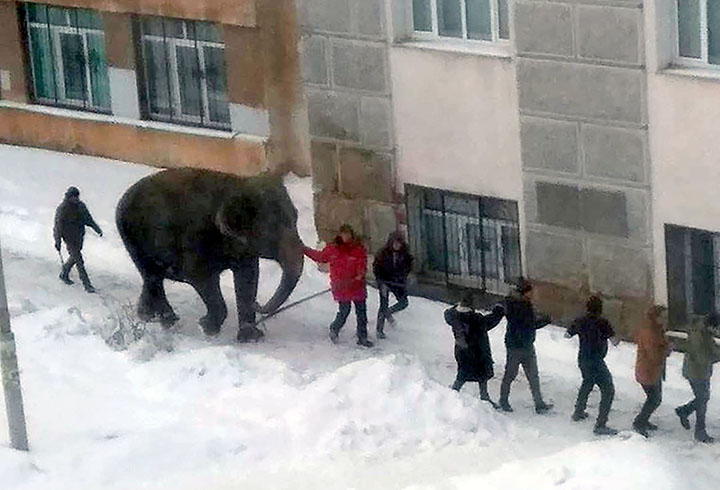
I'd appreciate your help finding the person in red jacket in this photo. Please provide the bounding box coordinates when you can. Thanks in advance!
[304,224,373,347]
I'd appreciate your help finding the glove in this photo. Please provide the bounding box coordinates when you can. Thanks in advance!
[55,241,61,252]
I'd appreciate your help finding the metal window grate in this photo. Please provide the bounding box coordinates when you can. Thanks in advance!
[406,184,522,296]
[138,15,231,130]
[23,3,110,113]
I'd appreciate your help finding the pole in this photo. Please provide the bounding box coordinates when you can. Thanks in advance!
[0,237,29,451]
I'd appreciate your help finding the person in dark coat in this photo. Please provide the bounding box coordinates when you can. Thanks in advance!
[675,312,720,443]
[304,224,373,347]
[499,279,553,414]
[373,231,413,339]
[446,292,505,407]
[566,295,620,436]
[54,186,103,293]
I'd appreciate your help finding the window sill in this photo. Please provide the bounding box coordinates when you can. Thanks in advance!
[0,100,266,143]
[394,38,513,60]
[660,64,720,83]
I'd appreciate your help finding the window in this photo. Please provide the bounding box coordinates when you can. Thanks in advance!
[677,0,720,65]
[665,225,720,327]
[138,16,231,130]
[412,0,509,42]
[406,184,521,295]
[24,3,110,112]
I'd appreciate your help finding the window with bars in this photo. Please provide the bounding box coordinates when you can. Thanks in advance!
[406,184,521,296]
[677,0,720,66]
[412,0,509,43]
[138,16,231,130]
[23,3,110,112]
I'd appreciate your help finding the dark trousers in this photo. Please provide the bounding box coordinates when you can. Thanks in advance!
[452,374,491,400]
[61,242,91,287]
[574,359,615,427]
[330,301,368,340]
[500,346,544,406]
[635,381,662,427]
[376,281,409,333]
[678,379,711,435]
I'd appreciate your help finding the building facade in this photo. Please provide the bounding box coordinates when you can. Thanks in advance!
[0,0,310,175]
[301,0,720,336]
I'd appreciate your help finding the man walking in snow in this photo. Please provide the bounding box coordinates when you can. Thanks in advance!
[675,312,720,443]
[373,231,413,339]
[633,305,672,437]
[304,224,373,347]
[499,279,553,414]
[54,186,103,293]
[446,292,505,407]
[566,295,619,436]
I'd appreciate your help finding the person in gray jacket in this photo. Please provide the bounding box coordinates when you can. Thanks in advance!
[675,312,720,443]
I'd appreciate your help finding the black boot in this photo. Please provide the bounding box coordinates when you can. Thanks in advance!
[675,406,691,430]
[594,424,618,436]
[357,337,374,348]
[84,284,96,294]
[535,402,554,414]
[59,272,74,285]
[571,411,589,422]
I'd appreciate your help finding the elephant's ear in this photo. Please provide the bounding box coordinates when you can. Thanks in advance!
[215,194,259,242]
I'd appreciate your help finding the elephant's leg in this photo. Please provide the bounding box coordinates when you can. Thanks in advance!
[191,274,227,336]
[233,258,264,342]
[138,275,178,327]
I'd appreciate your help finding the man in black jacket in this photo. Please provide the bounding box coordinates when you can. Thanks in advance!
[373,232,413,339]
[54,186,103,293]
[499,279,553,413]
[446,292,505,407]
[566,295,619,435]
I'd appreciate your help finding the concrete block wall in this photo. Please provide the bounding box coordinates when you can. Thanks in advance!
[297,0,398,249]
[514,0,652,336]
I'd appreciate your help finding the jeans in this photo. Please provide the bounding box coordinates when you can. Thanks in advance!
[500,346,544,406]
[61,242,91,287]
[678,379,711,435]
[635,381,662,427]
[376,281,409,333]
[330,301,368,340]
[574,359,615,427]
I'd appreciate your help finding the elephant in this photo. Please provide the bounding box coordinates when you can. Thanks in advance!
[115,168,304,342]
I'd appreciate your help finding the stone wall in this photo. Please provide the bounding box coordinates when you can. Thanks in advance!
[297,0,398,251]
[514,0,652,337]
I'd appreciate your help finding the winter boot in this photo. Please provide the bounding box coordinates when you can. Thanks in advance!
[535,402,554,414]
[357,337,374,348]
[329,328,339,344]
[84,284,97,294]
[695,432,715,444]
[633,420,650,438]
[499,400,513,413]
[571,411,590,422]
[675,406,691,430]
[593,425,618,436]
[59,273,74,285]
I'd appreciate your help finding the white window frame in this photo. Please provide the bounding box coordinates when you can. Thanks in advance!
[140,19,230,130]
[412,0,509,45]
[26,8,108,111]
[675,0,718,69]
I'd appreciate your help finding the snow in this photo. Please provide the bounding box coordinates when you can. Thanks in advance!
[1,143,720,489]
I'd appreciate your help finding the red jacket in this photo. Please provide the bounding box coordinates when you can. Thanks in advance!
[305,239,367,302]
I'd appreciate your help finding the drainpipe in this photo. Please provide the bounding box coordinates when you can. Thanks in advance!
[255,0,311,177]
[0,237,29,451]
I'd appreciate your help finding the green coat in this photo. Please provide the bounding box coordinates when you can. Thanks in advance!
[682,320,720,381]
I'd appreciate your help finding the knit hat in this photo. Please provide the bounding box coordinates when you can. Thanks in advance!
[65,186,80,198]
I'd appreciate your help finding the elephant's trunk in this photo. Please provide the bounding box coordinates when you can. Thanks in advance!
[256,231,304,315]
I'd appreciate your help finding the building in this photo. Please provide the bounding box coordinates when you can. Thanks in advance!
[2,0,720,335]
[299,0,720,336]
[0,0,310,176]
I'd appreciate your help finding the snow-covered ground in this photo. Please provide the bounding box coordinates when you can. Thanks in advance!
[0,144,719,489]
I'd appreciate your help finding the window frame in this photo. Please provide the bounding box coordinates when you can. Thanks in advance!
[23,3,111,113]
[137,16,231,131]
[675,0,720,69]
[411,0,510,45]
